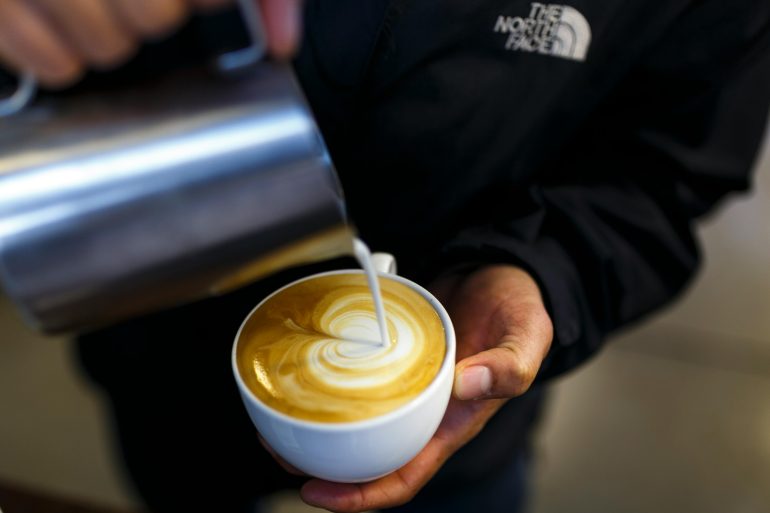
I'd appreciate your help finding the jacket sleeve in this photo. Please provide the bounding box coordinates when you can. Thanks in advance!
[433,6,770,380]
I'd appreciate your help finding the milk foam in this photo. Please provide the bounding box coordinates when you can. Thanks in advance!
[307,298,420,389]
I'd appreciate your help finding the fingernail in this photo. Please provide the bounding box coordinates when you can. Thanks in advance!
[455,366,492,400]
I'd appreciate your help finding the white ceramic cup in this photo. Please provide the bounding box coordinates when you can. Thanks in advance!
[232,254,456,483]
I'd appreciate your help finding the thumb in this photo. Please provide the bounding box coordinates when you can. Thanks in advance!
[454,307,553,400]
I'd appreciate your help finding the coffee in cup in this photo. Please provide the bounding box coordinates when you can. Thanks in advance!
[235,273,445,423]
[232,255,455,483]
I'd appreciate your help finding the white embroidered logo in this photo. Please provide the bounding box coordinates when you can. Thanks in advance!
[494,3,591,62]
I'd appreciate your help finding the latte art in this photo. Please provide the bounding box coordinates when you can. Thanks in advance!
[236,274,445,422]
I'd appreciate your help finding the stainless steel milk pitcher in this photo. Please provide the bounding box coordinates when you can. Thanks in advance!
[0,0,353,334]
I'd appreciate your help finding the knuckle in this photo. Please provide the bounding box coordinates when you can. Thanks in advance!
[86,39,137,68]
[38,63,84,88]
[497,344,537,396]
[392,472,419,504]
[516,363,537,395]
[127,1,187,37]
[511,361,537,394]
[133,18,176,38]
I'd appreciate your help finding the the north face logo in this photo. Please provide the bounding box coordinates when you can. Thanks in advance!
[494,3,591,61]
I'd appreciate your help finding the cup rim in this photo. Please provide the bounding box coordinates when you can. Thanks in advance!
[232,269,456,432]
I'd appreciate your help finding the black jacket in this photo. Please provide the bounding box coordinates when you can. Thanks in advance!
[293,0,770,378]
[53,0,770,506]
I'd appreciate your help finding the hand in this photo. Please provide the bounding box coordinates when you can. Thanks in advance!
[0,0,304,87]
[299,265,554,512]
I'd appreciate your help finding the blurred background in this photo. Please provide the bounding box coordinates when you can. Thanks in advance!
[1,127,769,512]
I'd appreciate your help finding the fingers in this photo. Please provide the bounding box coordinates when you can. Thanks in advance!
[300,396,505,512]
[0,0,190,88]
[0,0,303,89]
[0,0,83,87]
[259,0,303,59]
[31,0,136,69]
[443,265,554,401]
[0,0,198,88]
[455,299,553,400]
[107,0,189,39]
[301,427,450,512]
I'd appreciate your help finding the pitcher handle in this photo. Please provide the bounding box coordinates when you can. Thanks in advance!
[371,253,397,275]
[0,70,36,118]
[217,0,268,71]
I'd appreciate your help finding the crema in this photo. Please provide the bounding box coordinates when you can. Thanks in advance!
[236,273,446,422]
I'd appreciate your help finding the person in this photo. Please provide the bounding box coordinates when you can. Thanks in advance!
[2,1,769,512]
